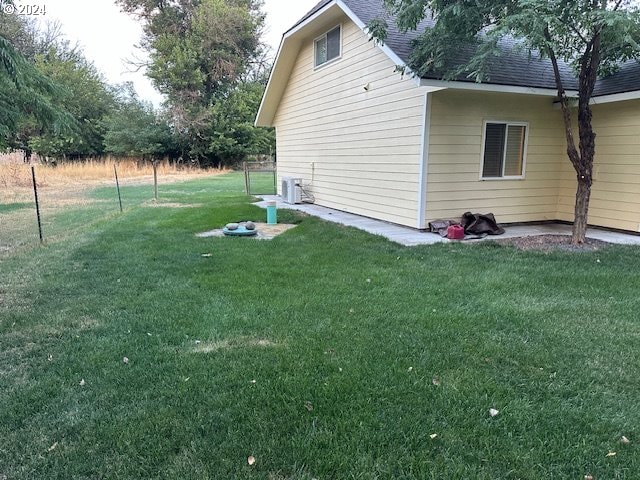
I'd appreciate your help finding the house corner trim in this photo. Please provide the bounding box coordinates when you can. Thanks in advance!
[417,91,432,229]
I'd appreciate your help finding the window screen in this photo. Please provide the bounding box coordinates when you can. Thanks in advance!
[504,125,526,176]
[327,27,340,60]
[482,122,527,178]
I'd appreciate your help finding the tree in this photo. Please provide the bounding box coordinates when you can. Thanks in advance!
[0,13,104,159]
[116,0,273,167]
[0,18,72,154]
[205,80,275,164]
[369,0,640,244]
[104,84,178,161]
[28,47,115,159]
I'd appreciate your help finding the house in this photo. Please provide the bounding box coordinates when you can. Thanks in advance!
[255,0,640,233]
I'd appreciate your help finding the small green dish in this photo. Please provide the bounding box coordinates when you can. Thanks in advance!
[223,226,258,237]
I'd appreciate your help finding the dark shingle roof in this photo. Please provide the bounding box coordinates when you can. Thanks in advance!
[289,0,639,97]
[594,60,640,96]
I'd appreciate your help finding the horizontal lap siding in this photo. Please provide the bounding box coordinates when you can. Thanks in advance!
[557,100,640,232]
[273,16,424,227]
[426,90,566,224]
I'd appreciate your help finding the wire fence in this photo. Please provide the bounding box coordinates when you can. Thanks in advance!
[243,159,276,196]
[0,157,222,255]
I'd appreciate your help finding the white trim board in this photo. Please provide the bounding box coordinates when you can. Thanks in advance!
[417,92,432,229]
[591,90,640,105]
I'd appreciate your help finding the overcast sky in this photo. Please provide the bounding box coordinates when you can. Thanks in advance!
[34,0,319,105]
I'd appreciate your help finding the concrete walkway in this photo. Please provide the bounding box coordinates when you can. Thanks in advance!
[255,196,640,247]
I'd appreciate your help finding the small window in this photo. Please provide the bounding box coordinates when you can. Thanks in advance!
[482,122,527,179]
[314,25,341,67]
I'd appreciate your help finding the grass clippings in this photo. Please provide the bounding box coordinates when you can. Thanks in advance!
[192,337,279,353]
[143,201,205,209]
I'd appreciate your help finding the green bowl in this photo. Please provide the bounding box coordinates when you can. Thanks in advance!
[223,226,258,237]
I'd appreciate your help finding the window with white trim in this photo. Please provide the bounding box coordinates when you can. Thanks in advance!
[314,25,341,68]
[482,122,528,178]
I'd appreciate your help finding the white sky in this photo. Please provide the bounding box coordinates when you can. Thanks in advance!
[30,0,319,105]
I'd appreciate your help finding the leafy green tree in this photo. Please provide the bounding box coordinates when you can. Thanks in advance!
[104,84,177,161]
[0,17,71,154]
[28,48,115,159]
[117,0,273,167]
[205,80,275,164]
[0,13,111,160]
[370,0,640,244]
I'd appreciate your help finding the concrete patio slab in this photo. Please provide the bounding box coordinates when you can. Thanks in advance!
[255,196,640,247]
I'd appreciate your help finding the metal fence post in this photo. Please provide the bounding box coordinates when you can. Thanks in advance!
[31,166,43,243]
[153,160,158,201]
[114,164,123,213]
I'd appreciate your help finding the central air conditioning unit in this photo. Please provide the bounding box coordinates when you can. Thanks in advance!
[281,177,302,204]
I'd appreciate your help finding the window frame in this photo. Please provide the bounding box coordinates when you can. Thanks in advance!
[479,120,529,181]
[313,24,342,70]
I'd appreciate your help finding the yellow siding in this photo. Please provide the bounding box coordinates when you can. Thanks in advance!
[426,90,566,224]
[273,15,425,227]
[557,100,640,232]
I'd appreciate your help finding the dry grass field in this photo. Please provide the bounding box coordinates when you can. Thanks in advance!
[1,156,224,191]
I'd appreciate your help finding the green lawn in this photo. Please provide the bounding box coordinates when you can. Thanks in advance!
[0,202,32,214]
[1,173,639,479]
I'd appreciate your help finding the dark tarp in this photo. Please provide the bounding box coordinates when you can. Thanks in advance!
[429,212,505,239]
[460,212,505,236]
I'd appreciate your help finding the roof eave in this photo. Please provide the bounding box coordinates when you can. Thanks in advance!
[419,78,576,97]
[591,89,640,105]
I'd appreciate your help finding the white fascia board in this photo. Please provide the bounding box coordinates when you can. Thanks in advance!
[591,90,640,105]
[335,0,420,86]
[420,78,577,97]
[255,35,286,127]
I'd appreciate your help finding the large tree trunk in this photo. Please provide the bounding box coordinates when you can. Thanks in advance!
[572,175,592,242]
[573,100,596,244]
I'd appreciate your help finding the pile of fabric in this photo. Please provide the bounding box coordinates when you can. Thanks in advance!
[429,212,505,240]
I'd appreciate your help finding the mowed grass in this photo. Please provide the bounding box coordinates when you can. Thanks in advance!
[1,173,639,479]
